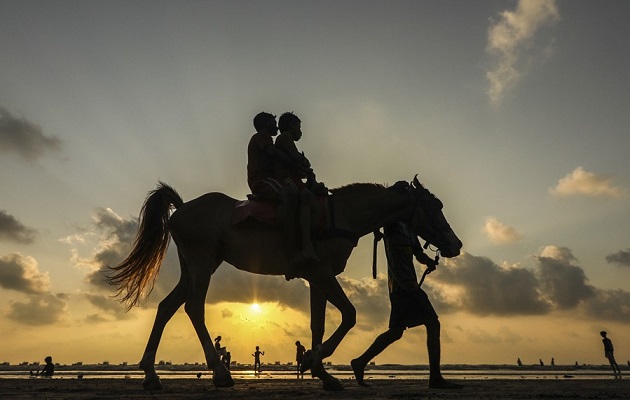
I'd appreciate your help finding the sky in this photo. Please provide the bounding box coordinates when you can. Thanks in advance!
[1,0,629,368]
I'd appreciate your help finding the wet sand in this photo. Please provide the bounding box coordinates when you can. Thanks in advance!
[0,378,628,399]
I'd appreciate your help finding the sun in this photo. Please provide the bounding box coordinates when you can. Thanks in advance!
[250,303,261,313]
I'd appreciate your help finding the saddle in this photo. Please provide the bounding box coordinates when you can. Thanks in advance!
[231,194,359,247]
[231,196,278,225]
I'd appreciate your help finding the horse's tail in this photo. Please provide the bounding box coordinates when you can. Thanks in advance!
[107,181,183,310]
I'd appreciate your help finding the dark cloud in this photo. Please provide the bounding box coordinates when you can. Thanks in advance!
[0,107,61,160]
[536,248,595,309]
[581,289,630,322]
[6,292,68,325]
[435,252,550,316]
[0,210,37,244]
[338,274,390,331]
[605,249,630,267]
[0,253,50,294]
[84,293,132,321]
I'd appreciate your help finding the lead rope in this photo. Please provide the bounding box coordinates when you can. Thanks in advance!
[372,229,383,279]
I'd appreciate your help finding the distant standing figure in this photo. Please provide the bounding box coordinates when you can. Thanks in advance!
[517,358,523,366]
[223,352,232,370]
[252,346,265,373]
[31,356,54,377]
[539,359,544,366]
[351,222,461,389]
[551,357,555,366]
[600,331,621,379]
[295,341,306,378]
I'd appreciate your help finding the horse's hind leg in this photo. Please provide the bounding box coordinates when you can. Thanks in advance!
[183,249,234,388]
[139,251,189,390]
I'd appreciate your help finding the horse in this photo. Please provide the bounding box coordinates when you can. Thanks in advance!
[107,176,462,391]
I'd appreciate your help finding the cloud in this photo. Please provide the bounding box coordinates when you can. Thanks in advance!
[606,249,630,267]
[536,245,594,309]
[338,274,390,331]
[0,107,61,161]
[486,0,559,104]
[67,207,138,292]
[83,293,132,321]
[550,167,623,198]
[0,210,37,244]
[5,292,68,325]
[0,253,50,294]
[434,252,550,316]
[482,217,522,245]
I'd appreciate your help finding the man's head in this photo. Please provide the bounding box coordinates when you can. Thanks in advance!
[253,112,278,136]
[278,112,302,140]
[601,331,607,338]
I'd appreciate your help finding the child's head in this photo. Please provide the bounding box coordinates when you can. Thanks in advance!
[278,112,302,140]
[44,356,52,363]
[600,331,607,338]
[253,112,278,135]
[256,346,259,350]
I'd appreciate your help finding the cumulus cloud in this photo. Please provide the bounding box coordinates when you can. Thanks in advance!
[0,210,37,244]
[482,217,522,245]
[67,207,138,291]
[0,253,50,294]
[550,167,623,198]
[606,249,630,267]
[5,292,68,325]
[536,245,594,309]
[83,293,132,322]
[486,0,559,104]
[0,107,61,161]
[434,253,550,316]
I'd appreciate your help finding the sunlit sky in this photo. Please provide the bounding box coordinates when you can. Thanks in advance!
[2,0,630,368]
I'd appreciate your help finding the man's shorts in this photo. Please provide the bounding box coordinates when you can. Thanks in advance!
[389,287,438,329]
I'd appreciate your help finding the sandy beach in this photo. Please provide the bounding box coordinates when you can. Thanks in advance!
[0,378,628,400]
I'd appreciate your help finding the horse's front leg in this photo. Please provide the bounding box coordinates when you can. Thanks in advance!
[140,271,189,390]
[304,276,356,391]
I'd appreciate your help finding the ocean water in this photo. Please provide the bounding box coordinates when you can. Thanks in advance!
[0,365,623,380]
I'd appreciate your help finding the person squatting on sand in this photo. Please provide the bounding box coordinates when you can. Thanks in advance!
[351,221,461,389]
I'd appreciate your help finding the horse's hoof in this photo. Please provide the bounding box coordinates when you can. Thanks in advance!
[322,376,344,391]
[142,377,163,391]
[300,350,313,374]
[213,375,235,388]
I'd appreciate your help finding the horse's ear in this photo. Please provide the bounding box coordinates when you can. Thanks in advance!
[412,175,421,188]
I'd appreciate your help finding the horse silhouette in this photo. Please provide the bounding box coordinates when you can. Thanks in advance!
[107,176,461,390]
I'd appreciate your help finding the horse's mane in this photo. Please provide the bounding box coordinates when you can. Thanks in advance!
[330,182,387,197]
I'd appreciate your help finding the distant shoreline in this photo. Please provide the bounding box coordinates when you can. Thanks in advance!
[2,362,625,372]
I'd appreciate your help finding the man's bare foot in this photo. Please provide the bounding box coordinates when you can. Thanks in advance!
[428,377,462,389]
[351,358,369,387]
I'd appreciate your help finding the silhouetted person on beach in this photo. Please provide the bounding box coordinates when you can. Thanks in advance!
[275,112,324,267]
[351,222,461,389]
[252,346,265,373]
[223,352,231,370]
[295,340,306,378]
[600,331,621,378]
[30,356,54,377]
[539,359,544,366]
[246,111,320,274]
[551,357,555,366]
[517,358,523,366]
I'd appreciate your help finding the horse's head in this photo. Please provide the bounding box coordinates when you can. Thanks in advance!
[408,176,462,258]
